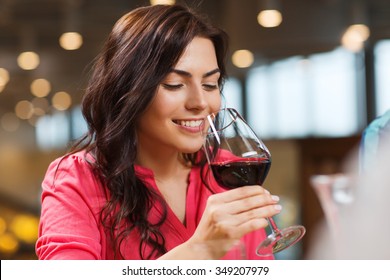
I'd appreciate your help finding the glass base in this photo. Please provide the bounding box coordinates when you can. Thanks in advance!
[256,225,306,256]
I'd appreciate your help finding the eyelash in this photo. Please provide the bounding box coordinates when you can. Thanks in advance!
[203,84,218,91]
[162,84,182,90]
[162,83,219,91]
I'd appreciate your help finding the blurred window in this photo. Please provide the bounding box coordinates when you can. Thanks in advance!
[374,40,390,116]
[35,106,88,151]
[71,105,88,140]
[36,111,69,150]
[222,77,243,115]
[247,47,358,138]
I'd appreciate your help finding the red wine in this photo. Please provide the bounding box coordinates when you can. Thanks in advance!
[210,158,271,189]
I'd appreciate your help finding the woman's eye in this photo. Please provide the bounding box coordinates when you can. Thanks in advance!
[203,84,218,91]
[162,84,183,90]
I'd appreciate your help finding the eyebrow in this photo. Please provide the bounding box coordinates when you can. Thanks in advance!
[170,68,221,78]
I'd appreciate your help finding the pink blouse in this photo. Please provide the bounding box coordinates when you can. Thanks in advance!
[36,151,274,260]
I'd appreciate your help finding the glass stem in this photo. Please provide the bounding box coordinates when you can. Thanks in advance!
[267,217,280,234]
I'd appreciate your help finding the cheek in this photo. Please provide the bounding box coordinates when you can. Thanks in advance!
[148,91,179,116]
[208,93,222,111]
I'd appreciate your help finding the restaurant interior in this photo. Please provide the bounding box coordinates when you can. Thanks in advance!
[1,0,389,259]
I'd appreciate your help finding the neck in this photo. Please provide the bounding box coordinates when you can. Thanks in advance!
[136,146,191,181]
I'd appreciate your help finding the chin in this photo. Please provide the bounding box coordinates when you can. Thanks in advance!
[181,143,203,154]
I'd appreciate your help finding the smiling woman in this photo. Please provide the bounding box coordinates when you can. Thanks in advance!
[35,4,280,260]
[137,37,221,156]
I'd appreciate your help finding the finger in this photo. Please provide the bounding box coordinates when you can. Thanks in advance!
[217,202,282,229]
[207,201,282,235]
[221,204,283,236]
[235,217,269,234]
[225,193,280,215]
[235,204,283,225]
[214,185,269,203]
[211,216,270,240]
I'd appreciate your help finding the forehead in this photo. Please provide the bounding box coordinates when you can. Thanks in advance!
[173,37,218,70]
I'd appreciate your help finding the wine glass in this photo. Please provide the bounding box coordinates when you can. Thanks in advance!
[310,173,353,237]
[202,108,306,256]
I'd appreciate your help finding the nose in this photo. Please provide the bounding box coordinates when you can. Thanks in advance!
[185,85,207,111]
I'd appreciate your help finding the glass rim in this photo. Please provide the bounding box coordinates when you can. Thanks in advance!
[205,107,244,135]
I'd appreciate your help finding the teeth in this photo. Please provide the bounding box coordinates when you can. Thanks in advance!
[179,120,203,127]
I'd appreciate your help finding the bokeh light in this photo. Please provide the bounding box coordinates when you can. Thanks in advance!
[52,91,72,111]
[232,49,254,68]
[17,51,40,70]
[30,78,51,98]
[59,32,83,50]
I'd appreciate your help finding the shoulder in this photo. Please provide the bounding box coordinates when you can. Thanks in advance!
[43,151,101,193]
[37,152,106,260]
[47,150,94,174]
[51,150,93,167]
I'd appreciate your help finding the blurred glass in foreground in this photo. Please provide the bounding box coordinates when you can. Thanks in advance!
[308,122,390,259]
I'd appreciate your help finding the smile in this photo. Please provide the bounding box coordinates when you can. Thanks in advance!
[173,120,203,128]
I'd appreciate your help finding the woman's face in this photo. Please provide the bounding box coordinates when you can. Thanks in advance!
[137,36,221,156]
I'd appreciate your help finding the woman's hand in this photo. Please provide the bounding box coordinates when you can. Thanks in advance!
[187,185,281,259]
[158,185,281,260]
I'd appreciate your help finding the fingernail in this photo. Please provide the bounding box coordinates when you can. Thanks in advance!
[274,204,282,211]
[271,195,280,202]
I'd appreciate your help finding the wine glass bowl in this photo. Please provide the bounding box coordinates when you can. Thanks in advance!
[202,108,306,256]
[203,108,271,187]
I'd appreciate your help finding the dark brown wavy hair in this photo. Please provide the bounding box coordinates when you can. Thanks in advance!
[70,4,228,259]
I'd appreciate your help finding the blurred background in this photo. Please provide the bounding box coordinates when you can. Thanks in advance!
[0,0,389,259]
